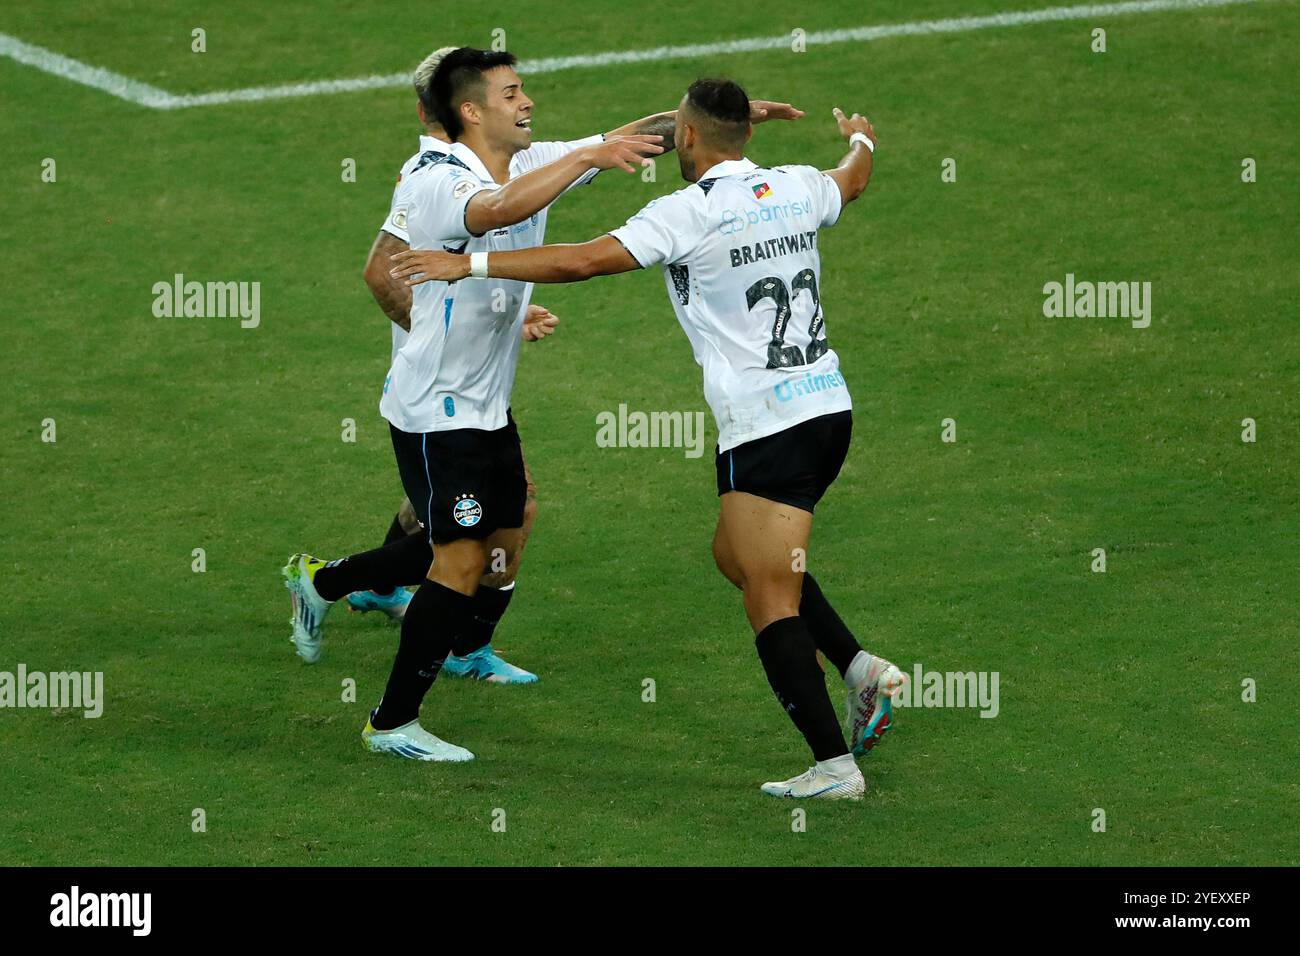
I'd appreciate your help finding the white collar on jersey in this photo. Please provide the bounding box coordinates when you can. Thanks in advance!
[697,156,759,181]
[419,133,452,152]
[446,142,499,183]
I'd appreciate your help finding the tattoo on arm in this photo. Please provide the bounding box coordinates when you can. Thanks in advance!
[631,113,676,152]
[366,231,413,332]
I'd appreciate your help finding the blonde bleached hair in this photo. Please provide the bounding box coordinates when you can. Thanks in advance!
[413,46,460,102]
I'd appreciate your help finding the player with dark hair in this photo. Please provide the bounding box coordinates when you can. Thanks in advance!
[389,77,905,797]
[283,53,803,761]
[346,47,561,684]
[282,48,664,759]
[321,44,596,684]
[297,50,802,688]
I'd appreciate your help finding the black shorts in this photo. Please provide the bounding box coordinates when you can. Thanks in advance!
[716,411,852,513]
[390,417,528,544]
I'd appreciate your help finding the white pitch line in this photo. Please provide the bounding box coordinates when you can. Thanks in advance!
[0,30,176,108]
[0,0,1268,110]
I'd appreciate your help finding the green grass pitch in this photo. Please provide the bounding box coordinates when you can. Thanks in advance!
[1,0,1297,866]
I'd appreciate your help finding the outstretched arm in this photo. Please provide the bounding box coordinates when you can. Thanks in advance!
[607,112,678,151]
[391,235,640,286]
[464,135,663,235]
[606,100,805,152]
[823,107,876,206]
[365,231,563,339]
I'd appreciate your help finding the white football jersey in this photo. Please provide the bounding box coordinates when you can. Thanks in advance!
[382,135,450,363]
[609,157,851,452]
[378,137,601,434]
[381,134,601,365]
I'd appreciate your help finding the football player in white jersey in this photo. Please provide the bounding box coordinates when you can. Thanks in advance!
[326,45,602,684]
[283,44,669,763]
[294,47,798,684]
[342,47,564,684]
[390,79,905,797]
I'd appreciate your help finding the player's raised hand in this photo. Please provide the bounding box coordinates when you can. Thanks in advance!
[751,100,805,123]
[522,304,560,341]
[583,134,664,173]
[833,107,876,148]
[389,249,468,286]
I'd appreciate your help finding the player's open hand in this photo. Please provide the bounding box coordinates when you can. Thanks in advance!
[832,107,876,148]
[584,134,664,173]
[522,305,560,342]
[389,249,468,286]
[751,100,804,123]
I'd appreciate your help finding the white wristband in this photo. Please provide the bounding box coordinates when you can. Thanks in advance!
[849,131,874,153]
[469,252,489,279]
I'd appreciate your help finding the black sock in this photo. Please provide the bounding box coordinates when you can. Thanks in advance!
[451,584,514,657]
[313,533,431,603]
[372,515,411,596]
[754,616,849,761]
[800,573,863,678]
[383,512,408,546]
[372,580,475,730]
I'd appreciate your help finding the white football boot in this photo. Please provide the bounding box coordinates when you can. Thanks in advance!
[761,761,866,800]
[362,711,475,762]
[847,653,906,758]
[281,553,334,664]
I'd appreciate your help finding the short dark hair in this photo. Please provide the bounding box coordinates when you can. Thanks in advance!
[686,78,750,123]
[424,47,518,140]
[683,78,751,149]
